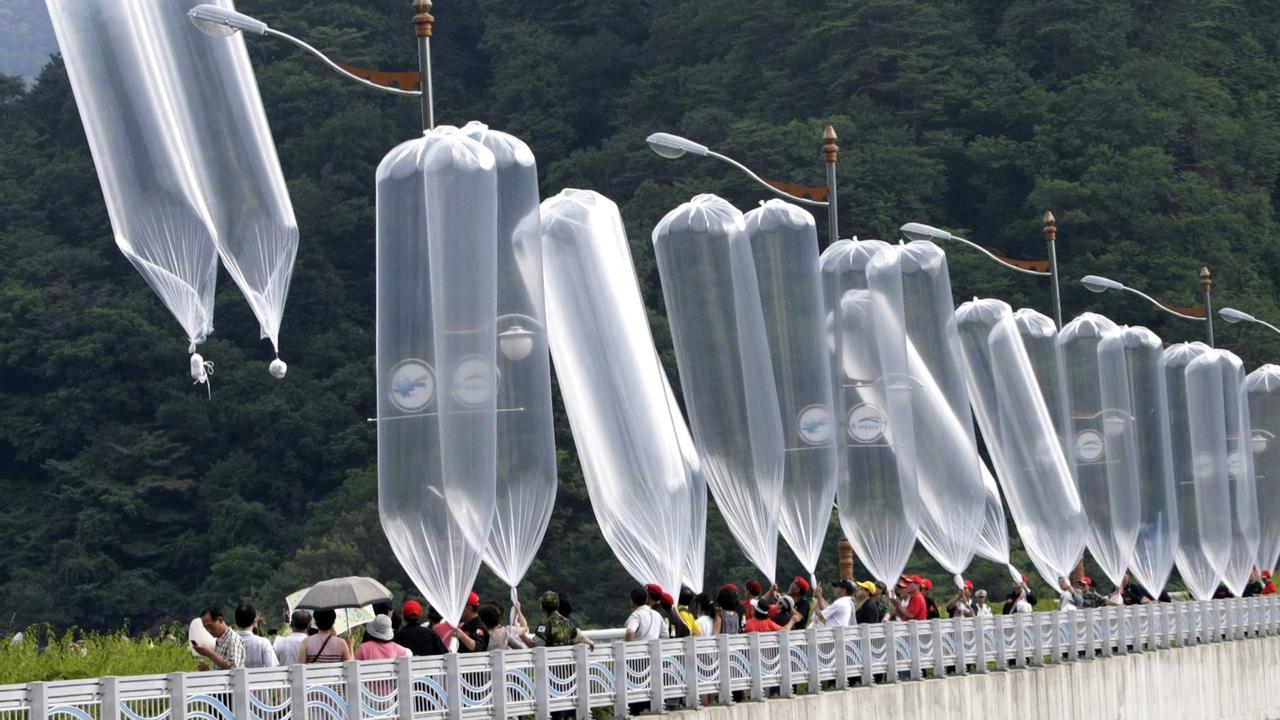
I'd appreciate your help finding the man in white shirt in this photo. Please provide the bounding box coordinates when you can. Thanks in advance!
[813,580,856,626]
[1013,583,1034,614]
[273,610,312,665]
[234,604,279,669]
[625,587,663,641]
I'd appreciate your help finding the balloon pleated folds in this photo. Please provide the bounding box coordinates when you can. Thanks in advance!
[375,128,498,624]
[819,240,920,586]
[654,195,785,581]
[542,189,692,594]
[1245,365,1280,575]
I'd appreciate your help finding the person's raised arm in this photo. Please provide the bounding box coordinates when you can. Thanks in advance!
[453,626,477,651]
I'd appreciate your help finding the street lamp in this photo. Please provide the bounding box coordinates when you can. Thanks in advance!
[644,128,839,247]
[1220,307,1280,337]
[188,1,433,129]
[1080,269,1214,346]
[899,215,1061,327]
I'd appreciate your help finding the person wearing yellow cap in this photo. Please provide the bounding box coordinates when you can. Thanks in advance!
[854,582,880,624]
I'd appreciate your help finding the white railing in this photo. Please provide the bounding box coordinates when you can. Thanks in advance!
[2,596,1278,720]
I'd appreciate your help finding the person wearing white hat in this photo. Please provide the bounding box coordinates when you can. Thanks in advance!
[356,615,410,660]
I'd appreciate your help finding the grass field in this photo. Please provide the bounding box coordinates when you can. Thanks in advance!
[0,627,201,684]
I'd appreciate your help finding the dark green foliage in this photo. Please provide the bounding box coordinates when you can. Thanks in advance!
[3,0,1280,633]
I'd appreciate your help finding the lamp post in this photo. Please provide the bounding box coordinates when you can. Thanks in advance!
[188,2,434,130]
[1220,308,1280,338]
[899,215,1061,327]
[1080,269,1213,346]
[645,128,839,247]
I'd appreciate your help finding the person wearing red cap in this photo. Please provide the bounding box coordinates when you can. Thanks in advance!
[946,581,974,618]
[1074,576,1103,608]
[453,591,488,652]
[1263,570,1277,595]
[784,577,813,629]
[891,576,927,621]
[658,592,688,638]
[394,600,447,656]
[741,579,763,621]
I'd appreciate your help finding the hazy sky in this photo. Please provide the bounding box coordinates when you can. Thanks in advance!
[0,0,58,82]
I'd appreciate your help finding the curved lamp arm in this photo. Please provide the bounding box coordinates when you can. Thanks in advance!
[1082,275,1207,322]
[899,222,1049,277]
[1220,308,1280,336]
[707,151,828,208]
[265,28,421,97]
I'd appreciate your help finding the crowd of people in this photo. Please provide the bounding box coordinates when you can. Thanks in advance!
[191,569,1279,670]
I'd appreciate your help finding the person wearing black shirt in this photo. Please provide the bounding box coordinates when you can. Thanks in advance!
[393,601,446,656]
[854,582,880,624]
[453,592,489,652]
[787,577,813,629]
[1002,583,1037,614]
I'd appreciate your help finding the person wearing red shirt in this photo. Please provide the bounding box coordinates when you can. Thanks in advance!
[892,576,928,621]
[1263,570,1277,595]
[743,601,797,633]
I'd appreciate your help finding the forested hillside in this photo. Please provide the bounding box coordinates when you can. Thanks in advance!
[4,0,1280,632]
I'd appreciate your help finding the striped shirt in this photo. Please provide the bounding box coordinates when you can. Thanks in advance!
[303,632,346,664]
[214,629,245,669]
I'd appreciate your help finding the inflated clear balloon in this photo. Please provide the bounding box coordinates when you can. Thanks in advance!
[956,300,1086,586]
[462,123,557,596]
[376,128,498,624]
[1012,309,1072,447]
[870,242,985,577]
[1164,342,1223,600]
[138,0,298,365]
[1185,349,1261,597]
[542,189,691,594]
[47,0,218,355]
[666,371,708,593]
[1060,313,1137,585]
[1245,365,1280,575]
[268,358,287,379]
[654,194,784,581]
[743,200,837,578]
[974,461,1013,567]
[819,239,920,585]
[1097,326,1178,596]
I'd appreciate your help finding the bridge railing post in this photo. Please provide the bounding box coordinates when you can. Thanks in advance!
[747,632,763,701]
[884,622,900,683]
[101,676,121,720]
[289,661,308,720]
[682,636,699,710]
[167,672,187,720]
[716,634,732,706]
[573,643,591,718]
[490,649,508,720]
[993,614,1008,670]
[612,638,628,716]
[778,630,793,698]
[1013,612,1027,668]
[1145,604,1158,650]
[532,647,551,720]
[832,625,848,686]
[342,661,362,720]
[908,621,922,680]
[444,651,462,720]
[951,617,966,675]
[857,625,873,686]
[1029,614,1044,667]
[973,616,988,674]
[929,619,945,675]
[805,626,821,693]
[647,639,664,713]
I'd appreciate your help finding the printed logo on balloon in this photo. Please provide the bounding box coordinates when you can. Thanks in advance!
[389,359,436,413]
[797,405,833,445]
[847,403,887,444]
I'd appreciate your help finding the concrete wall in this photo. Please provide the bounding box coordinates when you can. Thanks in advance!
[684,635,1280,720]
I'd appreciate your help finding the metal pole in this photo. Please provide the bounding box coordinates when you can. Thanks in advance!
[1201,266,1214,347]
[413,0,435,130]
[823,126,839,247]
[1044,210,1063,329]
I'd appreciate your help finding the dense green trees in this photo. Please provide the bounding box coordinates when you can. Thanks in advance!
[3,0,1280,632]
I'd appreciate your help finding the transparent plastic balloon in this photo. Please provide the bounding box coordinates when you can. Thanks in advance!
[869,242,984,579]
[956,299,1086,586]
[974,461,1013,567]
[376,128,498,625]
[1059,313,1137,585]
[46,0,217,358]
[1164,342,1225,600]
[743,200,838,580]
[139,0,297,365]
[542,189,691,594]
[1012,309,1072,448]
[1185,350,1261,597]
[460,123,556,598]
[1245,365,1280,574]
[1097,326,1178,596]
[666,371,708,593]
[654,194,784,581]
[819,239,920,585]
